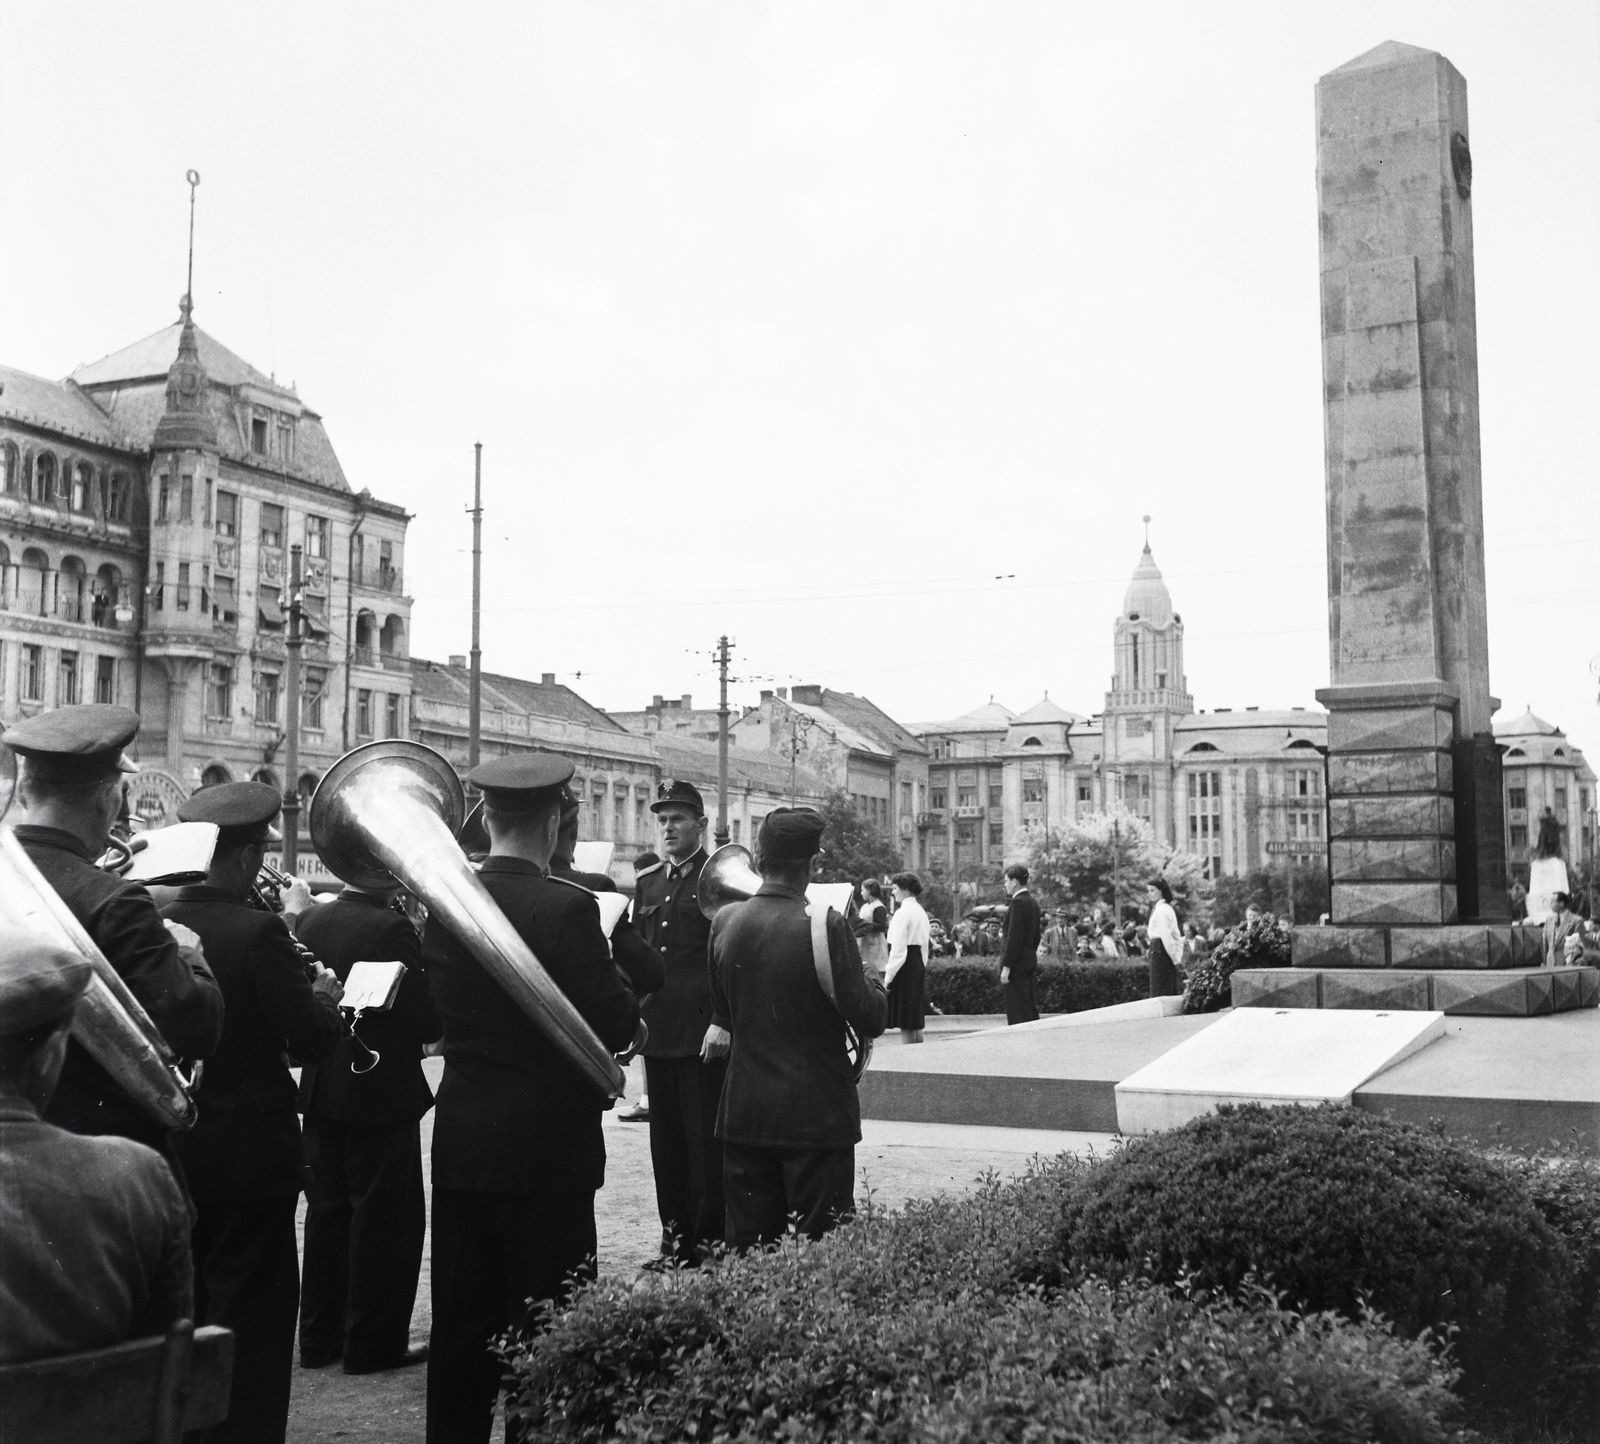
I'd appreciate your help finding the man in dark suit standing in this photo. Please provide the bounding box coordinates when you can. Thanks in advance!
[423,754,641,1444]
[632,779,726,1263]
[163,782,345,1444]
[2,705,223,1164]
[294,881,441,1374]
[999,864,1042,1026]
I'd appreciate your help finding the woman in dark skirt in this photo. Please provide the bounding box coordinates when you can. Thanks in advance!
[1145,878,1183,997]
[885,872,930,1044]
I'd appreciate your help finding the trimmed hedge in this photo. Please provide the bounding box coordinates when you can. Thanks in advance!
[1057,1104,1574,1427]
[925,957,1146,1015]
[506,1160,1460,1444]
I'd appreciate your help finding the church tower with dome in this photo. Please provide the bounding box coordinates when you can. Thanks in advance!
[1100,529,1193,845]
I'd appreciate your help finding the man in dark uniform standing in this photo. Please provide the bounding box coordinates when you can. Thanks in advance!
[632,779,726,1262]
[708,808,887,1247]
[423,754,641,1444]
[2,705,223,1161]
[999,864,1043,1025]
[163,782,345,1444]
[295,879,441,1374]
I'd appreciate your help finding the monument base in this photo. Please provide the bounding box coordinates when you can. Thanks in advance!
[1292,922,1545,970]
[1235,965,1598,1017]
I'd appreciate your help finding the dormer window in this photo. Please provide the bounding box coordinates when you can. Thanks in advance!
[251,417,268,454]
[277,419,294,462]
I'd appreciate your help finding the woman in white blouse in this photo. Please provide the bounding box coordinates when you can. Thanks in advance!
[885,873,930,1044]
[1145,878,1184,997]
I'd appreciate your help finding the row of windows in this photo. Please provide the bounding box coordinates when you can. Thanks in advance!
[0,549,126,625]
[0,641,118,706]
[0,442,135,523]
[157,479,332,562]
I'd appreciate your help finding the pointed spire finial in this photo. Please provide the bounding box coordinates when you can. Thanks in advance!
[1142,514,1152,549]
[181,169,200,323]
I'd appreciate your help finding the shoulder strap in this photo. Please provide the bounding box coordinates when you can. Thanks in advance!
[633,861,665,882]
[547,873,596,897]
[806,902,839,1008]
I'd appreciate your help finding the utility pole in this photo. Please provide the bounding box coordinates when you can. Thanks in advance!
[468,443,483,773]
[715,635,731,848]
[1111,815,1121,928]
[282,544,304,873]
[787,712,814,806]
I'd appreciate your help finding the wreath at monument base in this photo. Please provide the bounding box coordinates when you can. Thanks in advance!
[1183,912,1292,1014]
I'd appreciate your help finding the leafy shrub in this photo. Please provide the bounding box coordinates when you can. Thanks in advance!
[925,957,1145,1015]
[1056,1104,1572,1423]
[1183,910,1292,1012]
[506,1158,1459,1444]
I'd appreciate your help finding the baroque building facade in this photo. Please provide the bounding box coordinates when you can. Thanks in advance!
[1,303,413,850]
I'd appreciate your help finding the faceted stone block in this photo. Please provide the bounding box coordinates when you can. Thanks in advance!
[1526,971,1555,1017]
[1549,969,1582,1012]
[1328,795,1454,839]
[1388,924,1515,970]
[1333,882,1457,926]
[1232,969,1322,1009]
[1580,970,1600,1008]
[1331,837,1455,883]
[1328,705,1453,753]
[1321,970,1432,1010]
[1329,749,1452,797]
[1292,925,1388,969]
[1509,924,1542,967]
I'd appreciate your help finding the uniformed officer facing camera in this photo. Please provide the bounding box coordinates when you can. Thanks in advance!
[2,705,223,1161]
[422,753,641,1444]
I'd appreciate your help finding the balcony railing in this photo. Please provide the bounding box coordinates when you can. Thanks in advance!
[354,564,404,593]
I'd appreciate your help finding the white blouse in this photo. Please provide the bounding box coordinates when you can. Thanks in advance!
[886,897,931,985]
[1147,899,1183,960]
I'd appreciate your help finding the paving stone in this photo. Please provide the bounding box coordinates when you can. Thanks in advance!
[1333,881,1457,926]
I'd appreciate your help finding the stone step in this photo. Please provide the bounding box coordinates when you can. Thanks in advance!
[1234,965,1598,1016]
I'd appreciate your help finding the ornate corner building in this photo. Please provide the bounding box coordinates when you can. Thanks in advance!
[1,304,413,846]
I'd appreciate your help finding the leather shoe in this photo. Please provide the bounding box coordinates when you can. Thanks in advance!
[299,1349,342,1369]
[344,1342,428,1375]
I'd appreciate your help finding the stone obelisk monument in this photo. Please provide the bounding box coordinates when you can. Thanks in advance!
[1245,42,1596,1013]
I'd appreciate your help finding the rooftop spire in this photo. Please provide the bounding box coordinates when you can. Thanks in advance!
[181,168,199,324]
[154,168,217,452]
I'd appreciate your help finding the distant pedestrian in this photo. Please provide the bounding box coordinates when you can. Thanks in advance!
[885,874,929,1044]
[999,865,1041,1025]
[853,879,890,975]
[1145,879,1183,997]
[1509,880,1528,922]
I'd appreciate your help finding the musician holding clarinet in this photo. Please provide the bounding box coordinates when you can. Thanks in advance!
[161,781,345,1444]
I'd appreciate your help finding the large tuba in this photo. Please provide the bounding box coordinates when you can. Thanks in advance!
[696,844,871,1082]
[309,741,626,1100]
[0,754,199,1132]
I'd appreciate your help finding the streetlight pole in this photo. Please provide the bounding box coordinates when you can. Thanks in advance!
[468,443,482,774]
[282,544,303,873]
[715,635,731,848]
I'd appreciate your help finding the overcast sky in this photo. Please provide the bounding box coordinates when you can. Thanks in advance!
[2,2,1595,761]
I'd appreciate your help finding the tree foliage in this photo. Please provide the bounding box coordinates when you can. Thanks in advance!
[811,788,906,885]
[1023,811,1212,925]
[1211,862,1329,928]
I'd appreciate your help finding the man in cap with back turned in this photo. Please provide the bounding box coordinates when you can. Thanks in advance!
[0,932,194,1364]
[708,807,887,1249]
[2,705,223,1164]
[162,781,346,1444]
[422,753,642,1444]
[632,777,726,1263]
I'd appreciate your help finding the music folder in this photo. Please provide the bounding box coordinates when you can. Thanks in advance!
[122,822,220,885]
[342,961,408,1012]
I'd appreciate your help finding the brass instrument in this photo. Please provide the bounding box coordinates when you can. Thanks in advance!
[309,740,627,1100]
[0,829,199,1131]
[695,844,872,1083]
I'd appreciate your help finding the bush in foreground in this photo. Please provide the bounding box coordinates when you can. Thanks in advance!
[926,956,1145,1015]
[1057,1104,1573,1424]
[505,1158,1459,1444]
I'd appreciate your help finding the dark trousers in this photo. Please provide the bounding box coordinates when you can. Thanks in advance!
[723,1142,855,1248]
[190,1195,301,1444]
[1147,940,1181,997]
[1002,964,1040,1025]
[644,1054,727,1261]
[299,1115,426,1369]
[426,1186,596,1444]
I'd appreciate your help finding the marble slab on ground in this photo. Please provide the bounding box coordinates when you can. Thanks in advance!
[1113,1008,1445,1135]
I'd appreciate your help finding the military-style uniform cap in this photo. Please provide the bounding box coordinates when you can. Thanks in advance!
[177,780,283,846]
[759,806,827,861]
[651,777,705,816]
[470,754,575,814]
[2,705,141,784]
[0,933,92,1037]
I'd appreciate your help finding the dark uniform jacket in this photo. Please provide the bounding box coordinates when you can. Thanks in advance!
[294,892,442,1125]
[12,826,224,1151]
[632,849,713,1058]
[0,1097,193,1364]
[162,887,342,1201]
[1001,890,1043,976]
[422,857,640,1194]
[709,882,887,1151]
[551,861,666,998]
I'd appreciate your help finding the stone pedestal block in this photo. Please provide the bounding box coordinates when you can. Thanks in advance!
[1332,881,1457,926]
[1331,837,1455,883]
[1234,966,1598,1017]
[1329,749,1453,797]
[1328,704,1454,753]
[1321,970,1433,1010]
[1388,924,1514,970]
[1329,795,1454,839]
[1291,925,1388,969]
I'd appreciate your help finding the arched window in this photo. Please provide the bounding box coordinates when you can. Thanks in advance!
[108,471,132,523]
[355,609,376,663]
[199,764,233,789]
[0,441,18,494]
[1186,741,1221,753]
[252,768,280,791]
[0,542,10,606]
[32,452,56,504]
[297,773,319,818]
[1286,738,1319,750]
[1021,736,1042,748]
[71,462,93,513]
[93,563,122,627]
[57,556,86,622]
[1506,748,1525,759]
[18,547,48,616]
[380,613,406,659]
